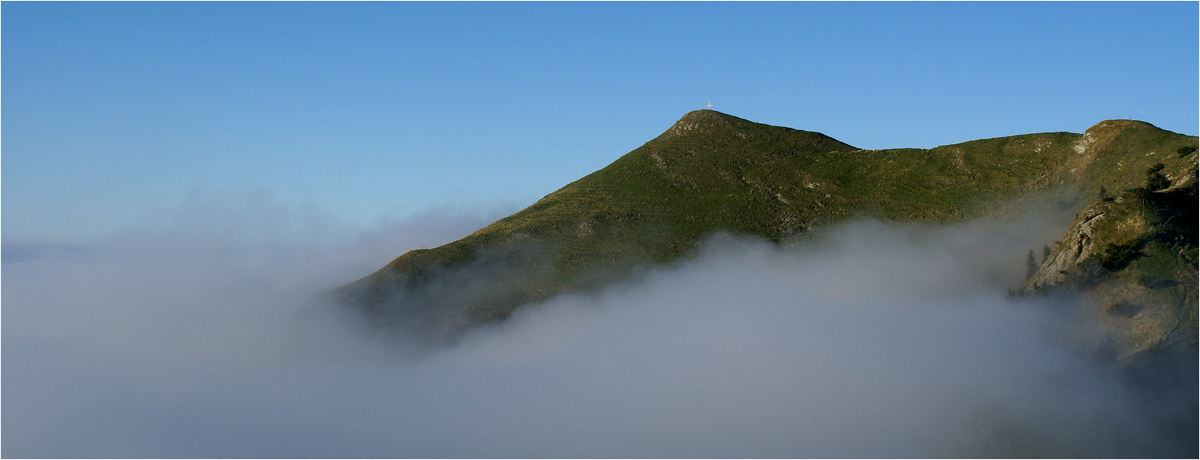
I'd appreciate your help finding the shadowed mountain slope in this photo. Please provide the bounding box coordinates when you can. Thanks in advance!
[336,110,1198,344]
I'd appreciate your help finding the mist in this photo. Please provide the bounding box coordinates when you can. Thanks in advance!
[3,190,1194,458]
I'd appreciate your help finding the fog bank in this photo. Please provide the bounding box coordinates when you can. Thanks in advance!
[3,193,1194,457]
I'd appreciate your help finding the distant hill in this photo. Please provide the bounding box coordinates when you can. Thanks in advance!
[335,110,1198,356]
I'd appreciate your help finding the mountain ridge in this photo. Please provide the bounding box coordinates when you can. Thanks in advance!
[336,110,1198,349]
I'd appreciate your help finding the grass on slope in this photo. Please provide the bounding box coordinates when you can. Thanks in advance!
[341,111,1198,336]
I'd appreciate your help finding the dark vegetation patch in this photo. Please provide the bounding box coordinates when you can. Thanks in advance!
[1106,300,1145,318]
[1101,238,1143,271]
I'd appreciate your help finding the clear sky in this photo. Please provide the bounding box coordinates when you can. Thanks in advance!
[4,1,1197,245]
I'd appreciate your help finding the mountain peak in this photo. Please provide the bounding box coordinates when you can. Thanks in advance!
[658,110,760,141]
[678,108,734,122]
[1073,119,1173,158]
[655,110,855,154]
[1086,119,1157,132]
[672,109,741,127]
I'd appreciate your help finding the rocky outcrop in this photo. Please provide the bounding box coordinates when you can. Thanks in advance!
[1023,203,1107,290]
[1021,181,1197,358]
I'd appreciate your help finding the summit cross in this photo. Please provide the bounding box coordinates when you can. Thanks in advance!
[706,102,713,109]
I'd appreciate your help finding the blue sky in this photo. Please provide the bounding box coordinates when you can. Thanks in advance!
[4,1,1198,245]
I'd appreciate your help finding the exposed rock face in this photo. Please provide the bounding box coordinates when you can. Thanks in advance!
[1024,204,1107,290]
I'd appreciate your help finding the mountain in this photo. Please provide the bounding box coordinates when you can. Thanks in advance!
[1022,154,1197,358]
[335,110,1198,354]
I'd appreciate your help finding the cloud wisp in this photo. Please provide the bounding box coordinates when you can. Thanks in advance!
[3,193,1194,458]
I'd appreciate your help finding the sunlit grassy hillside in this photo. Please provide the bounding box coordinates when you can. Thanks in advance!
[338,110,1197,341]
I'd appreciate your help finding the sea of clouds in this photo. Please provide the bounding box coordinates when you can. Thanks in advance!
[3,189,1194,458]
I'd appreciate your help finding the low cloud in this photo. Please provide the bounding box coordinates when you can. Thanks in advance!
[3,191,1194,458]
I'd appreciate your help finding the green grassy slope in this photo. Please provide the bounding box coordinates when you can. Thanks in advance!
[338,110,1197,339]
